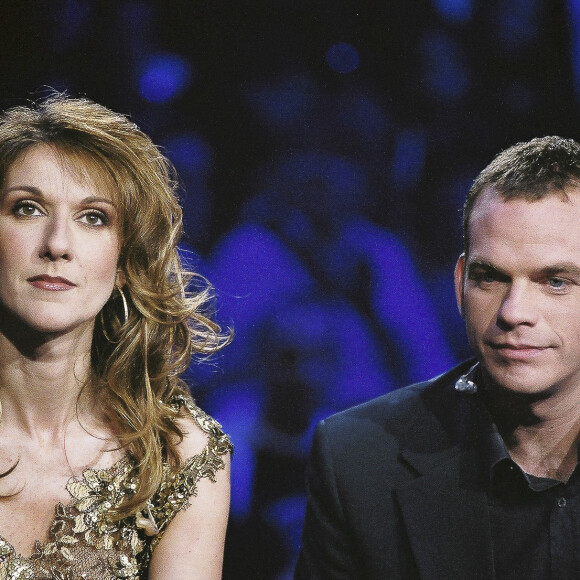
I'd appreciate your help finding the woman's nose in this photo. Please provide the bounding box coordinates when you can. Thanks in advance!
[39,215,73,261]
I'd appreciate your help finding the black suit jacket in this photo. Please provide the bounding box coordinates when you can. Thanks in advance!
[295,360,498,580]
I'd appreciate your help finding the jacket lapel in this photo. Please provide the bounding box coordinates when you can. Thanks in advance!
[395,447,495,580]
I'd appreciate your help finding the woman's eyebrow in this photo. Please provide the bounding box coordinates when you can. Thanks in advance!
[1,187,117,208]
[2,185,43,197]
[79,196,118,208]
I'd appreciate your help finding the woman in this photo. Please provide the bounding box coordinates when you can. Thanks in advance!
[0,93,232,579]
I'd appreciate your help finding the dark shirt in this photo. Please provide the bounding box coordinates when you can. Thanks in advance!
[480,409,580,579]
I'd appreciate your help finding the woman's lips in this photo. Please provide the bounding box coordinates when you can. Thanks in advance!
[27,275,76,291]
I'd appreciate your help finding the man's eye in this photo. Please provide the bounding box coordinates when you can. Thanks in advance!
[548,278,566,289]
[469,271,497,284]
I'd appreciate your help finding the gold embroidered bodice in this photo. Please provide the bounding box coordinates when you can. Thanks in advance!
[0,397,232,579]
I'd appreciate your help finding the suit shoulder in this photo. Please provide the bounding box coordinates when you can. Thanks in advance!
[317,360,475,449]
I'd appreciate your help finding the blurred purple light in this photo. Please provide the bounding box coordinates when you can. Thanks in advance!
[246,74,315,128]
[165,133,212,176]
[390,129,427,189]
[432,0,473,24]
[52,0,92,50]
[567,0,580,97]
[139,53,193,103]
[493,0,540,51]
[325,43,360,74]
[421,29,469,100]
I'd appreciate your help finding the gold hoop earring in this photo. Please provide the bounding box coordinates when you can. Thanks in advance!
[117,286,129,325]
[100,312,115,344]
[100,286,129,343]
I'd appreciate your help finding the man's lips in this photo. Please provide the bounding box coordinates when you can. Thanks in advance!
[487,342,551,360]
[490,342,546,349]
[27,275,77,291]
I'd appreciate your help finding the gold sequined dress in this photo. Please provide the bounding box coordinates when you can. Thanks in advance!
[0,397,232,580]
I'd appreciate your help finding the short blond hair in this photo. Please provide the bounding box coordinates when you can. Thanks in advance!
[463,136,580,255]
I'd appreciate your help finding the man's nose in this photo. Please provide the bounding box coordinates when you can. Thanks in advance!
[496,283,538,329]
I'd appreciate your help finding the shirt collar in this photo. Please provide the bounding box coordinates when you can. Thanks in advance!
[455,364,573,494]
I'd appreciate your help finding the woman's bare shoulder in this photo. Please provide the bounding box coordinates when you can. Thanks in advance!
[148,397,231,579]
[170,395,232,463]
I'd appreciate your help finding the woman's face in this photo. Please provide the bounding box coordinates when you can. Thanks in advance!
[0,144,121,337]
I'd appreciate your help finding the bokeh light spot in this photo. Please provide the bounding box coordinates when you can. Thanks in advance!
[431,0,473,24]
[390,129,427,189]
[52,0,92,50]
[493,0,540,52]
[246,74,315,128]
[325,43,360,74]
[165,133,212,176]
[139,53,193,103]
[421,29,469,100]
[567,0,580,97]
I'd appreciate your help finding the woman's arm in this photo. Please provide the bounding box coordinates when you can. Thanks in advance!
[148,418,232,580]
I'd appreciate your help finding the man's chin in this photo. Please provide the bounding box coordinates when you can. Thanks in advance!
[479,364,554,401]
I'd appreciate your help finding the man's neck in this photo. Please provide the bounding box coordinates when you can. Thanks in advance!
[481,382,580,482]
[506,420,580,482]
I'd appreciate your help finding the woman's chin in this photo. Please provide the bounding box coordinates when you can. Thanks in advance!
[0,309,96,342]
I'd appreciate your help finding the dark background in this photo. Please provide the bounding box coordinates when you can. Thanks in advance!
[2,1,579,577]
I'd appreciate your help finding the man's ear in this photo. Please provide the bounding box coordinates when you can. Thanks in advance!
[454,253,466,317]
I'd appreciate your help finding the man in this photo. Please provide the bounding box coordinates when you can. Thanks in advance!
[295,136,580,579]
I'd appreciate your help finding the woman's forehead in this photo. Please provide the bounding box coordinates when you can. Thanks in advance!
[11,143,123,203]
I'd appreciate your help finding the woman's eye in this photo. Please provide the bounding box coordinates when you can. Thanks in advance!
[78,211,108,226]
[13,202,42,217]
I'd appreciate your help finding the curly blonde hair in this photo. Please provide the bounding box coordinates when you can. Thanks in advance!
[0,93,231,519]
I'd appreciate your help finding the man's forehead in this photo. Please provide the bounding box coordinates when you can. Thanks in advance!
[467,186,580,261]
[467,186,580,240]
[472,184,578,212]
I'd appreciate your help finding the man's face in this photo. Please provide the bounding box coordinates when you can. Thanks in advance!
[455,186,580,397]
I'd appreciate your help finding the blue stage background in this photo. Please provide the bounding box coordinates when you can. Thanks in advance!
[2,1,580,577]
